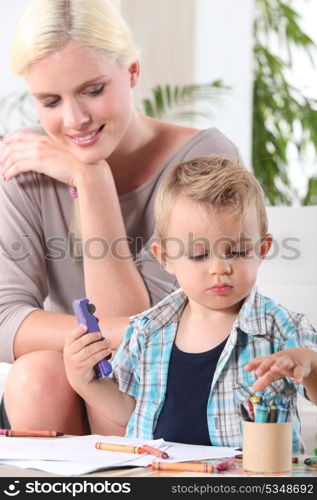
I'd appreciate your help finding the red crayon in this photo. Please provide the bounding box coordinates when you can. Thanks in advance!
[216,456,236,472]
[247,400,255,421]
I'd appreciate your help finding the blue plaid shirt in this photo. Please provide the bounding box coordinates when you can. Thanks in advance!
[111,286,317,453]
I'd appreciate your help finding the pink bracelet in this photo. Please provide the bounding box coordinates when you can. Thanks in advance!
[68,186,78,198]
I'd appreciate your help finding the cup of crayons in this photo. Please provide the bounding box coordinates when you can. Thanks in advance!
[241,395,292,473]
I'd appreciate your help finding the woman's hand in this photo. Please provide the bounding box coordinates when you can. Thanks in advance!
[63,325,112,391]
[1,130,93,186]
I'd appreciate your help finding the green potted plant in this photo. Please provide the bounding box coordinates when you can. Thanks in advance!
[252,0,317,205]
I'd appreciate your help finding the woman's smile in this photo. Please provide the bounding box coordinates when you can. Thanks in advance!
[66,124,106,147]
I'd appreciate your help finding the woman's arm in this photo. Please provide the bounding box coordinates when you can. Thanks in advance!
[13,310,129,358]
[0,133,133,360]
[76,164,150,319]
[2,132,151,320]
[13,311,76,357]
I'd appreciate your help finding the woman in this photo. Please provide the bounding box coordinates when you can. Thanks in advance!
[0,0,242,435]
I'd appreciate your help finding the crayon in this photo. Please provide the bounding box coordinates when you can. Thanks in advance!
[276,403,288,423]
[152,461,215,473]
[247,399,255,421]
[216,456,236,471]
[142,444,169,459]
[1,429,63,438]
[95,442,145,454]
[268,401,277,423]
[304,457,317,466]
[240,403,252,421]
[250,395,261,419]
[255,404,269,423]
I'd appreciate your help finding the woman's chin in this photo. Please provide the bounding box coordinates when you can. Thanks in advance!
[71,146,111,164]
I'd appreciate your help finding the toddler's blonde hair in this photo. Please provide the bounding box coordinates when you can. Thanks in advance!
[154,156,268,240]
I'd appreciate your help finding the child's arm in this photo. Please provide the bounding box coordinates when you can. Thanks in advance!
[245,347,317,404]
[63,325,136,427]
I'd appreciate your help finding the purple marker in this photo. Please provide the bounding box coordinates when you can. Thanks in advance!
[72,298,112,378]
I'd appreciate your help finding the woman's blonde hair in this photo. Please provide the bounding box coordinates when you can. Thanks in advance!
[11,0,140,75]
[154,156,268,240]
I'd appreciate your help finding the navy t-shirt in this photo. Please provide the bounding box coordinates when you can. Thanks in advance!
[154,337,227,445]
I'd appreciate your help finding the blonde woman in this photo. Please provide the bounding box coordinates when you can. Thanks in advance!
[0,0,242,435]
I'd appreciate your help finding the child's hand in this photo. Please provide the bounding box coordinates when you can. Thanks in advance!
[63,325,112,390]
[244,347,314,392]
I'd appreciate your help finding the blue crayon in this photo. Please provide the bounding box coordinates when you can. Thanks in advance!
[276,403,289,423]
[255,403,269,423]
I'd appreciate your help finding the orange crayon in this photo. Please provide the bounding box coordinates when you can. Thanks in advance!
[3,430,63,438]
[142,444,169,459]
[152,461,214,473]
[95,442,145,454]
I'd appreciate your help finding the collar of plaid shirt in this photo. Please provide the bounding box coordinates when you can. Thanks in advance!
[137,285,268,338]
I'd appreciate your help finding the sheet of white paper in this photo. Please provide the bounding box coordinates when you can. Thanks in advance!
[0,459,117,476]
[0,435,240,475]
[0,435,163,464]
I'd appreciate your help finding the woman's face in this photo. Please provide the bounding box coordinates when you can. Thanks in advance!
[25,43,138,163]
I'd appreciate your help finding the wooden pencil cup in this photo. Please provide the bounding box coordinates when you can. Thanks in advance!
[243,421,292,473]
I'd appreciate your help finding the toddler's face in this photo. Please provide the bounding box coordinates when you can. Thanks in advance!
[161,197,271,314]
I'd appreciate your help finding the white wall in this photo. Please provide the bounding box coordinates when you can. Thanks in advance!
[121,0,253,165]
[194,0,253,166]
[121,0,196,96]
